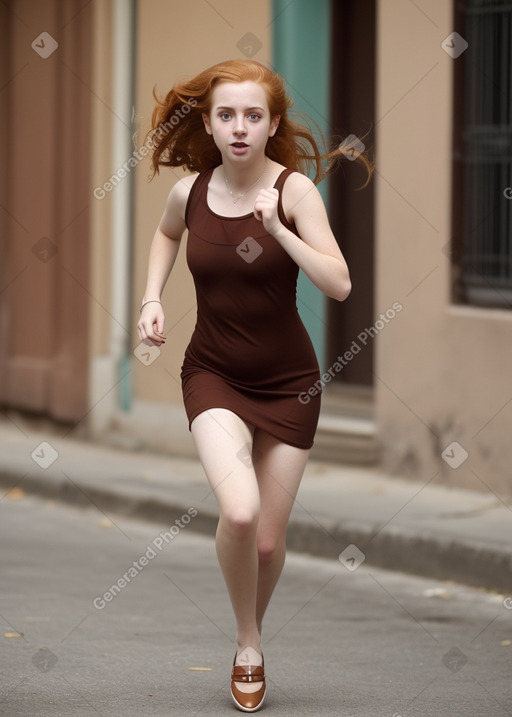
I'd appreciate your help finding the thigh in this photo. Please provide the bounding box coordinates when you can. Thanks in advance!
[252,429,310,542]
[191,408,260,517]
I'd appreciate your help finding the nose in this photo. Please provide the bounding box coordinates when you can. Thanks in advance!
[233,114,247,136]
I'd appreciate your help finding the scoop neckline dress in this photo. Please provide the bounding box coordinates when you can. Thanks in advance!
[180,165,321,449]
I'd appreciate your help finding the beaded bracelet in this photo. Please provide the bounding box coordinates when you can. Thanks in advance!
[139,299,162,314]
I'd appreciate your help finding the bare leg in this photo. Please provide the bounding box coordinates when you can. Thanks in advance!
[252,430,310,634]
[191,409,262,693]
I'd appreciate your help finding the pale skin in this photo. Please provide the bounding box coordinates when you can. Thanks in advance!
[137,80,351,692]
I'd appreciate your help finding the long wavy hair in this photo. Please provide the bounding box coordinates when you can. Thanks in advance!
[147,59,374,188]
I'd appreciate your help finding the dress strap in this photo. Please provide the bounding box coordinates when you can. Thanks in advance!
[273,168,296,193]
[185,167,215,228]
[274,168,299,235]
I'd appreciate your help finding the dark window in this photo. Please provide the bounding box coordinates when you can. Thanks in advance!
[452,0,512,308]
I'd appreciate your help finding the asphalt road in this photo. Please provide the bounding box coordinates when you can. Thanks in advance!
[1,492,511,716]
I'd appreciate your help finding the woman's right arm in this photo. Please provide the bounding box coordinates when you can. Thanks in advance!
[136,176,196,346]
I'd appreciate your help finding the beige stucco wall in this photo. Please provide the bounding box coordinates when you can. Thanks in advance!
[375,0,512,493]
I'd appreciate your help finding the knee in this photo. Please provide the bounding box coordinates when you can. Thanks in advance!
[222,509,259,541]
[257,538,285,566]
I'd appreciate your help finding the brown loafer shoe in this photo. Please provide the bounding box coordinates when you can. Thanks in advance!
[230,651,266,712]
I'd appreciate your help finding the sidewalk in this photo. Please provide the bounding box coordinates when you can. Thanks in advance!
[1,419,511,593]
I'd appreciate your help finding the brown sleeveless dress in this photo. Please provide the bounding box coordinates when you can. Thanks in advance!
[180,166,321,449]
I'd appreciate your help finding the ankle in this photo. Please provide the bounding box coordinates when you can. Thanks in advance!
[235,644,263,666]
[236,632,261,654]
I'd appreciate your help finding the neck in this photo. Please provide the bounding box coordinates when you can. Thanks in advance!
[222,156,268,192]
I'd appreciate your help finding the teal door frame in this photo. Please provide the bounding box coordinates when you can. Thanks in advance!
[272,0,331,371]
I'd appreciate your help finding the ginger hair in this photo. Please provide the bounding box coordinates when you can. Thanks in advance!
[147,59,374,188]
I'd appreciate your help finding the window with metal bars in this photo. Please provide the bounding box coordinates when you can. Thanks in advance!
[452,0,512,307]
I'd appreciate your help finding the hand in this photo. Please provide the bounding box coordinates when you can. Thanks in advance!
[137,303,166,346]
[253,188,283,237]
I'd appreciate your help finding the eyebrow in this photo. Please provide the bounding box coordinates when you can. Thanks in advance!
[215,106,266,112]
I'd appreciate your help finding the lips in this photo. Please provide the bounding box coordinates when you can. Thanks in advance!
[230,141,250,156]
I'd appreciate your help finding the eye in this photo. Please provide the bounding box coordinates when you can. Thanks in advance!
[248,113,261,121]
[219,112,231,120]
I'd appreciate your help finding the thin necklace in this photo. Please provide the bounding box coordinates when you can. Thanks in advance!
[223,161,267,204]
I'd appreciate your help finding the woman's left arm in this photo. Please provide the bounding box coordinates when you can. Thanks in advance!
[253,174,351,301]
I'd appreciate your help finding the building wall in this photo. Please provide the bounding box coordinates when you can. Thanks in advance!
[374,0,512,493]
[0,0,92,424]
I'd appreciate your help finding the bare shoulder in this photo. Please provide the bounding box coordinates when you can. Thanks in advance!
[281,171,325,223]
[159,173,200,238]
[163,173,199,217]
[168,172,199,206]
[285,171,315,193]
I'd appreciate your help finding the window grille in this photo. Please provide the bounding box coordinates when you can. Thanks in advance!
[455,0,512,307]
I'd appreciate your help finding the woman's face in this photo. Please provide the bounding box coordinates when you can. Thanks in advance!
[202,81,280,163]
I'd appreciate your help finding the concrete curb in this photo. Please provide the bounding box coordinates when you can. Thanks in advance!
[1,463,511,594]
